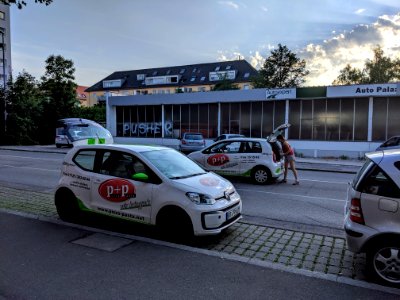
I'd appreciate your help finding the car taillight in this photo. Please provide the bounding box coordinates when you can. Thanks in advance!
[350,198,365,225]
[182,140,186,144]
[272,152,276,163]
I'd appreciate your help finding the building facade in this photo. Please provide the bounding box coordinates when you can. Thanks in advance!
[0,3,11,88]
[85,60,258,106]
[105,82,400,158]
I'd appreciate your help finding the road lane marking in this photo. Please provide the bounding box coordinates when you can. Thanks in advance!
[236,188,346,202]
[0,154,61,162]
[0,164,60,172]
[299,178,349,184]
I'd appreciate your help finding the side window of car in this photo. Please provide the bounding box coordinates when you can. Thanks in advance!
[73,150,97,171]
[100,151,135,179]
[210,142,228,153]
[99,151,161,184]
[241,142,262,153]
[359,165,400,198]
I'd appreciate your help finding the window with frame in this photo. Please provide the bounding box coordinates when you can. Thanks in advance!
[0,11,4,20]
[73,150,97,171]
[359,164,400,198]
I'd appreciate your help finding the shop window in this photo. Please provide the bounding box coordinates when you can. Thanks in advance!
[274,101,285,129]
[313,99,326,140]
[387,97,400,139]
[262,101,274,137]
[354,98,368,141]
[251,102,262,138]
[326,99,340,141]
[240,102,250,136]
[340,99,354,141]
[300,100,312,140]
[288,101,300,140]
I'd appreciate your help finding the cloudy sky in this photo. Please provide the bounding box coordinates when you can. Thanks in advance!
[10,0,400,87]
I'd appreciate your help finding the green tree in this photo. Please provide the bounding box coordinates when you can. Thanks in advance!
[39,55,78,144]
[364,46,400,83]
[0,0,53,9]
[3,71,43,145]
[73,104,106,125]
[333,45,400,85]
[333,64,366,85]
[252,44,309,88]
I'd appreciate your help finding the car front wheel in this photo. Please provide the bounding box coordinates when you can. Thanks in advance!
[55,189,80,223]
[251,166,271,184]
[367,241,400,286]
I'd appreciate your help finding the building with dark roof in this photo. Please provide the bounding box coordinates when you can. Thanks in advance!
[85,59,258,106]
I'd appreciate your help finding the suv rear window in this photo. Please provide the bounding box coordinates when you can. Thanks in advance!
[356,163,400,198]
[184,134,203,140]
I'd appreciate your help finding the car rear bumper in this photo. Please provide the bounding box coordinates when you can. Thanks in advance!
[344,217,378,253]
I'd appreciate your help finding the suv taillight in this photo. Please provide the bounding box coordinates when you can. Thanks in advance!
[350,198,365,225]
[272,152,276,163]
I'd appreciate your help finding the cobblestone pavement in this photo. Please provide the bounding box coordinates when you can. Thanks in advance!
[0,185,369,284]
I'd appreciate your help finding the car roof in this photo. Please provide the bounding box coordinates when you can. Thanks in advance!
[72,144,172,153]
[216,137,265,142]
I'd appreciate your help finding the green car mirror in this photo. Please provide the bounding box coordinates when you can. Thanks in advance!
[132,172,149,181]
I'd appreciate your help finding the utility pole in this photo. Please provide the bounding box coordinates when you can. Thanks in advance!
[0,28,5,136]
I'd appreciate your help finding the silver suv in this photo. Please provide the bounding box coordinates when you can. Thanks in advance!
[344,149,400,286]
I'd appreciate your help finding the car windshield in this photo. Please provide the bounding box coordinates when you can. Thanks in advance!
[142,149,206,179]
[67,124,112,141]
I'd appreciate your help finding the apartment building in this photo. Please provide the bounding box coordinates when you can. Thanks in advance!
[85,59,258,106]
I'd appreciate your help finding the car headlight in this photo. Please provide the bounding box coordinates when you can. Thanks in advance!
[186,192,216,205]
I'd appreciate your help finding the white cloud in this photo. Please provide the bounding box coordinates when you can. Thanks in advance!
[217,12,400,87]
[355,8,366,14]
[218,1,239,10]
[301,13,400,86]
[261,6,268,12]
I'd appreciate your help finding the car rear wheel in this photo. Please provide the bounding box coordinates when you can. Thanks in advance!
[251,166,271,184]
[55,189,80,222]
[367,241,400,286]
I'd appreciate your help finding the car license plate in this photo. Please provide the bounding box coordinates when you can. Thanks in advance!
[226,205,240,220]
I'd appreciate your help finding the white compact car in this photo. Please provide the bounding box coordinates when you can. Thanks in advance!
[188,137,284,184]
[55,144,242,236]
[344,149,400,286]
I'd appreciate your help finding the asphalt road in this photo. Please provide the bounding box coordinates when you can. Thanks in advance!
[0,149,353,234]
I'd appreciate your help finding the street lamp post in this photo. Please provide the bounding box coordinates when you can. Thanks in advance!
[0,28,6,134]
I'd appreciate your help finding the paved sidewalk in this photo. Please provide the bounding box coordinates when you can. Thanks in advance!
[0,185,371,286]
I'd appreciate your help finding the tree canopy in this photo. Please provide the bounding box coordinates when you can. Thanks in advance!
[39,55,79,143]
[251,44,309,88]
[333,45,400,85]
[0,0,52,9]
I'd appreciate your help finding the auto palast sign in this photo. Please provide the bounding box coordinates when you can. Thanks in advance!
[327,83,398,98]
[265,88,296,100]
